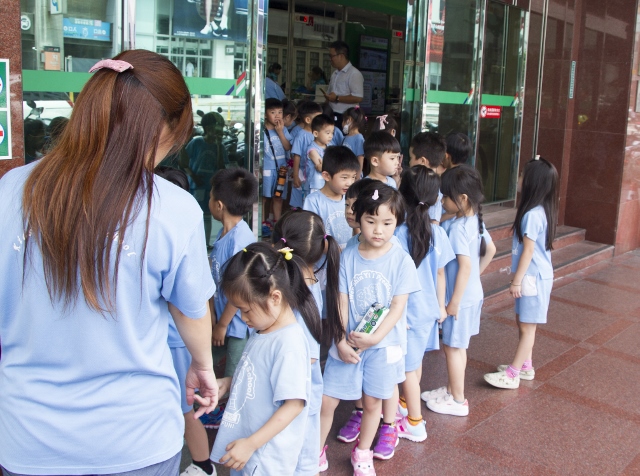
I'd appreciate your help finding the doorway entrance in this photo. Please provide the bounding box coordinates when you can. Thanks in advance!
[403,0,529,204]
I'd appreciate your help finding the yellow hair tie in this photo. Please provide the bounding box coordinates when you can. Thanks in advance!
[279,247,294,261]
[243,248,247,252]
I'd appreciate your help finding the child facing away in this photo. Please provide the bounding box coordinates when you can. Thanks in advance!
[484,157,558,389]
[363,131,402,189]
[369,114,398,138]
[421,165,496,417]
[210,242,320,475]
[263,98,292,224]
[344,178,373,241]
[303,146,360,249]
[319,184,420,476]
[444,132,472,169]
[306,114,336,194]
[282,99,298,133]
[204,168,258,430]
[154,166,216,476]
[395,166,455,442]
[341,107,366,173]
[291,101,323,205]
[272,210,342,476]
[408,131,447,224]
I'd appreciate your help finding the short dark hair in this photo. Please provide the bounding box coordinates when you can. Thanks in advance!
[282,99,297,118]
[446,132,472,165]
[201,112,225,128]
[210,167,258,216]
[297,100,323,120]
[345,177,373,200]
[354,180,405,226]
[265,98,283,112]
[311,114,334,132]
[364,131,401,159]
[329,40,349,57]
[155,165,189,192]
[322,146,360,176]
[411,132,446,168]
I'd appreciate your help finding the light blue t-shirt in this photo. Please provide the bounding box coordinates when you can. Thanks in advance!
[210,323,311,474]
[303,191,352,248]
[210,220,256,339]
[342,133,365,157]
[295,282,323,414]
[395,224,455,328]
[366,174,397,189]
[291,129,314,183]
[265,77,286,100]
[263,128,292,171]
[0,165,215,474]
[331,127,344,146]
[445,215,493,308]
[306,142,326,190]
[512,205,553,279]
[337,243,420,350]
[441,216,455,234]
[429,191,443,222]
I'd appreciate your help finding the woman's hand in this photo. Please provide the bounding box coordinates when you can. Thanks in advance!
[185,364,219,418]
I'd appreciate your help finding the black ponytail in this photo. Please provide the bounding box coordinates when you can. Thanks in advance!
[441,165,487,256]
[323,234,343,347]
[398,166,439,266]
[221,242,322,342]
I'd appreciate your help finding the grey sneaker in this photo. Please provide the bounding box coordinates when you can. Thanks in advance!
[497,364,535,380]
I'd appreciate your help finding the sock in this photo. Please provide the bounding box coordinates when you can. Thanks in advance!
[522,359,533,371]
[382,421,395,427]
[398,396,407,409]
[193,459,214,475]
[506,365,520,379]
[453,398,465,404]
[407,415,422,426]
[355,406,364,413]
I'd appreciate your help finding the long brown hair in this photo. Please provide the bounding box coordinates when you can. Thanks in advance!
[22,50,193,313]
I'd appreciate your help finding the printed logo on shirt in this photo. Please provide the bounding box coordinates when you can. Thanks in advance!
[326,210,352,247]
[349,270,392,321]
[222,352,256,427]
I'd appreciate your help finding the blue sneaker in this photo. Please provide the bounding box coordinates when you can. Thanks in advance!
[199,402,225,429]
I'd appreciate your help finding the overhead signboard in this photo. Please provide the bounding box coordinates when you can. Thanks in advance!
[63,18,111,42]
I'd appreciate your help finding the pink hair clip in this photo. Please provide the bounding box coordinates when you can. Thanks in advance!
[377,115,388,130]
[89,59,134,74]
[372,189,379,201]
[280,237,287,243]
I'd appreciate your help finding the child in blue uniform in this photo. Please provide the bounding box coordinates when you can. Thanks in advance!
[319,185,420,476]
[395,166,455,441]
[307,114,335,194]
[363,131,401,189]
[291,101,323,207]
[210,243,320,475]
[263,98,292,224]
[273,210,341,476]
[423,165,496,417]
[341,107,366,173]
[408,132,447,223]
[484,157,558,389]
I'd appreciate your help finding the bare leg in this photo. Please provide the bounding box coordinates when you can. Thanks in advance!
[272,196,283,222]
[184,410,210,462]
[402,370,422,418]
[262,196,271,223]
[320,394,340,449]
[359,394,382,450]
[511,317,537,369]
[382,385,399,423]
[204,0,212,22]
[443,344,467,402]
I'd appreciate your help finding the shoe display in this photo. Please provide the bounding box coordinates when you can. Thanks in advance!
[351,444,376,476]
[426,394,469,417]
[372,424,398,460]
[319,444,328,472]
[199,402,226,429]
[337,410,362,443]
[396,416,427,442]
[497,364,535,380]
[420,386,448,403]
[484,370,520,389]
[180,463,216,476]
[200,22,213,35]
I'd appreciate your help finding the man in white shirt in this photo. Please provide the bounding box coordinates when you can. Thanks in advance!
[323,41,364,128]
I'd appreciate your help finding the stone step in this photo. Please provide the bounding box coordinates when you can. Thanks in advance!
[483,207,517,241]
[481,240,614,308]
[484,225,586,274]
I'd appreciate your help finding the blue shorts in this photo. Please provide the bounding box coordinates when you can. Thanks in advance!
[263,169,288,199]
[289,186,304,208]
[515,277,553,324]
[405,321,439,372]
[170,346,193,414]
[295,411,320,476]
[441,301,483,349]
[322,347,405,400]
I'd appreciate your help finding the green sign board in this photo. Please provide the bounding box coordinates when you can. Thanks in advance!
[0,59,11,160]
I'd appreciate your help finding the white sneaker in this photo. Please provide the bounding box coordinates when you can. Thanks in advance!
[420,386,448,403]
[484,370,520,389]
[180,463,216,476]
[497,364,535,380]
[426,393,469,417]
[200,22,213,34]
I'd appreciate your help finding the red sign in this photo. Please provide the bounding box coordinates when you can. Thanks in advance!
[480,105,501,119]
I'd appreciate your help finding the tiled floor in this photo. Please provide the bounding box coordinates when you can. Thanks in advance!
[199,248,640,476]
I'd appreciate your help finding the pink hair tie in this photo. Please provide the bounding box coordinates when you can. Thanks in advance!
[323,234,328,240]
[418,202,425,205]
[377,115,388,130]
[89,59,134,74]
[280,237,287,243]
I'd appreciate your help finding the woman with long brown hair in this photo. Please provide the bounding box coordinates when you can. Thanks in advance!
[0,50,218,475]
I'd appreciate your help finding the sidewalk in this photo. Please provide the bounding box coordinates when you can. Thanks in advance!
[203,249,640,475]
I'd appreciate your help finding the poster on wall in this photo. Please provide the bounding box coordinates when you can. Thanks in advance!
[0,59,12,160]
[360,71,386,114]
[172,0,248,42]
